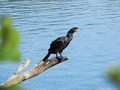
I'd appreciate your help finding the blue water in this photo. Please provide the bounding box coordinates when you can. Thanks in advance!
[0,0,120,90]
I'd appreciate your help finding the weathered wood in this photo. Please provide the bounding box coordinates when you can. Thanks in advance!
[0,57,69,87]
[14,58,31,75]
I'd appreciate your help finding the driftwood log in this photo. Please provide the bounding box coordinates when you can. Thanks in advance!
[0,57,69,87]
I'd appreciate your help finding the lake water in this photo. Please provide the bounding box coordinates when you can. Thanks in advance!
[0,0,120,90]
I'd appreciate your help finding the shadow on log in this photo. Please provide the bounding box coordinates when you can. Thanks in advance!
[0,57,69,87]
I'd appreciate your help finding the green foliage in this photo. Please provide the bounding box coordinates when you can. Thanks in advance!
[0,86,24,90]
[0,15,21,61]
[107,65,120,86]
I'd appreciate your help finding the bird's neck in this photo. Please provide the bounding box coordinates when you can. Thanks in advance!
[66,33,73,40]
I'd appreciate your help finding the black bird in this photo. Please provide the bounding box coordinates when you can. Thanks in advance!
[43,27,79,61]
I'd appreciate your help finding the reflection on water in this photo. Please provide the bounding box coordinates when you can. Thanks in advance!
[0,0,120,90]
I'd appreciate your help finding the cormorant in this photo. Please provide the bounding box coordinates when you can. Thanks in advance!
[43,27,79,61]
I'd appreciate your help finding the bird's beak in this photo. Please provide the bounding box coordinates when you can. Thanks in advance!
[75,28,80,32]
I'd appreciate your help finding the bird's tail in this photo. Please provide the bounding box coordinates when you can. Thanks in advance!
[43,52,51,61]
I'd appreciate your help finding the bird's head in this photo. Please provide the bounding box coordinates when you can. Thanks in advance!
[68,27,80,33]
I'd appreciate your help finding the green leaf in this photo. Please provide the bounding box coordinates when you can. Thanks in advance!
[107,66,120,85]
[0,15,21,61]
[0,86,24,90]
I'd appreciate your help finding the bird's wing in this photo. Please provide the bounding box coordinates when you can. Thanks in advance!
[51,37,64,46]
[50,36,67,49]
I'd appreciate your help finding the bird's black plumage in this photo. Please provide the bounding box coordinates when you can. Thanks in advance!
[43,27,79,61]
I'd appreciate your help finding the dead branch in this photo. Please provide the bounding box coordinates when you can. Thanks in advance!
[0,57,69,87]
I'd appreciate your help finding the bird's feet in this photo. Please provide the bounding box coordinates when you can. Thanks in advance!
[56,56,62,63]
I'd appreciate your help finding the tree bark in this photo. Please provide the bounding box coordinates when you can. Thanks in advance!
[0,57,69,87]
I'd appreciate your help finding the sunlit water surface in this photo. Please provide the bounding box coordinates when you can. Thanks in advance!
[0,0,120,90]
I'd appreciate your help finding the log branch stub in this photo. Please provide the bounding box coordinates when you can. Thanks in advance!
[14,58,31,75]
